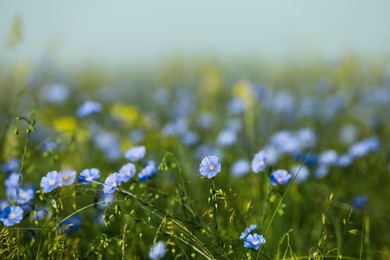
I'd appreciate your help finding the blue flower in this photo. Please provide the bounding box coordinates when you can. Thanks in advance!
[349,137,379,158]
[5,172,20,190]
[97,193,115,209]
[2,158,19,174]
[270,169,291,186]
[92,211,105,226]
[41,83,70,104]
[318,150,338,166]
[125,146,146,162]
[243,233,266,250]
[148,241,166,259]
[290,165,309,184]
[103,173,121,194]
[59,169,77,186]
[138,161,158,182]
[240,224,257,240]
[199,156,221,179]
[352,196,368,209]
[216,129,237,147]
[40,171,63,193]
[41,141,58,153]
[337,154,353,167]
[251,151,267,173]
[0,200,9,212]
[315,165,329,179]
[12,187,35,204]
[78,168,100,184]
[76,100,102,117]
[31,207,47,221]
[119,163,136,182]
[0,206,24,227]
[231,160,250,177]
[61,214,82,232]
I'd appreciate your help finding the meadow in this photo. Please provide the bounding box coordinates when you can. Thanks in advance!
[0,57,390,259]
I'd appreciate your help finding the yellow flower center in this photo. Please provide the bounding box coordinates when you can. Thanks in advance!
[49,180,56,186]
[63,175,69,180]
[209,165,215,171]
[252,240,259,246]
[113,182,117,187]
[9,214,15,220]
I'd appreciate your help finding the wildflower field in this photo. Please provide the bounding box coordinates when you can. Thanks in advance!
[1,58,390,259]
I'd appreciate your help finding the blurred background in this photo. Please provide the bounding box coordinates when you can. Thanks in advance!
[1,0,390,68]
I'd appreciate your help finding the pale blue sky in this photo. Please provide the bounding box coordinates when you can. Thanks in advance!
[1,1,390,67]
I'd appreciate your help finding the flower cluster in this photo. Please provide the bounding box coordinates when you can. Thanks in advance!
[239,224,266,250]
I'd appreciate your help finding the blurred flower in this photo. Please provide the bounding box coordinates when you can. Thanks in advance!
[61,214,82,232]
[339,125,359,145]
[103,173,121,194]
[129,130,145,144]
[76,100,102,117]
[180,130,199,146]
[225,119,242,133]
[5,172,20,190]
[337,154,353,167]
[40,171,62,193]
[251,151,267,173]
[2,158,19,174]
[40,141,58,153]
[92,211,105,226]
[0,205,24,227]
[271,131,300,153]
[162,119,188,136]
[231,160,250,177]
[41,83,70,104]
[110,104,139,126]
[216,129,236,147]
[12,187,34,204]
[153,88,169,105]
[195,145,222,161]
[296,128,316,148]
[59,169,76,186]
[351,196,368,209]
[97,193,115,210]
[119,163,136,182]
[270,170,291,186]
[315,165,329,178]
[31,207,47,221]
[267,91,295,114]
[228,98,247,115]
[0,200,9,211]
[94,131,121,162]
[138,161,158,182]
[240,224,256,240]
[199,156,221,179]
[263,146,280,165]
[78,168,100,184]
[198,113,214,129]
[243,233,266,250]
[318,150,338,166]
[349,137,379,158]
[290,165,309,184]
[125,146,146,162]
[290,152,317,166]
[148,241,166,259]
